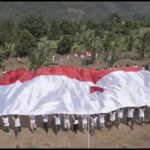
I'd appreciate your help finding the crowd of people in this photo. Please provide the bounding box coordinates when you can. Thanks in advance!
[0,64,150,138]
[1,105,150,138]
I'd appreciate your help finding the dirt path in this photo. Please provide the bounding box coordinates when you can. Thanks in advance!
[0,123,150,148]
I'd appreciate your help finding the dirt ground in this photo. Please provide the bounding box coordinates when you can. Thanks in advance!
[0,115,150,148]
[0,56,150,148]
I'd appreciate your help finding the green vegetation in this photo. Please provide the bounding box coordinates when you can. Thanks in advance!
[0,12,150,69]
[28,38,55,70]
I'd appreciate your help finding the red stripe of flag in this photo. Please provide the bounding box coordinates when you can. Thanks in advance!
[90,86,105,94]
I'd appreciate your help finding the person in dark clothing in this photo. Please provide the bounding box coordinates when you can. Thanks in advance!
[72,115,79,134]
[42,115,49,134]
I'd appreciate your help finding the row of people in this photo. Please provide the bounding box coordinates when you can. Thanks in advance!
[0,106,148,137]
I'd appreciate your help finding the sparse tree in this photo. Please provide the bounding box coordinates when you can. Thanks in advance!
[28,40,55,70]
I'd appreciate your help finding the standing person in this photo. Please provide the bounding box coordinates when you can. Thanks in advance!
[93,114,98,130]
[109,110,116,128]
[117,108,124,129]
[42,115,49,134]
[72,115,79,134]
[127,107,135,130]
[64,114,70,131]
[13,115,21,138]
[53,114,61,134]
[99,113,105,130]
[29,115,37,133]
[81,115,88,133]
[90,115,95,136]
[139,106,145,125]
[2,115,11,135]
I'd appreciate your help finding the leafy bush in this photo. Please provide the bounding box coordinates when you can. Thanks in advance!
[19,14,48,39]
[28,40,55,70]
[57,35,74,55]
[15,30,37,57]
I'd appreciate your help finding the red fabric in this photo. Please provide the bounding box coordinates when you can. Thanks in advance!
[90,86,105,93]
[0,66,142,85]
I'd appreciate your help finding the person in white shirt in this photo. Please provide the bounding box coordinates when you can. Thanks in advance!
[53,114,61,134]
[138,106,145,125]
[29,115,37,133]
[90,115,94,136]
[109,111,116,128]
[2,115,11,135]
[42,115,49,134]
[117,108,124,129]
[13,115,21,138]
[93,115,98,130]
[127,107,135,129]
[99,113,105,130]
[90,115,96,136]
[64,114,70,131]
[82,115,88,133]
[72,115,79,134]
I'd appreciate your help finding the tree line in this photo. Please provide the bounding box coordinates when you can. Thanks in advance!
[0,13,150,70]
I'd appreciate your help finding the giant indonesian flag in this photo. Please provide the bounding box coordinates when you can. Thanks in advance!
[0,66,150,116]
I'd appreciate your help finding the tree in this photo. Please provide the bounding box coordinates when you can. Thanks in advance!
[47,20,62,40]
[15,30,37,57]
[124,20,140,30]
[107,13,122,33]
[19,14,48,39]
[60,20,77,35]
[136,32,150,60]
[0,43,16,58]
[86,20,98,30]
[0,48,4,67]
[126,31,134,51]
[0,18,17,46]
[100,31,119,67]
[108,13,121,24]
[28,40,55,70]
[57,35,74,55]
[107,47,119,67]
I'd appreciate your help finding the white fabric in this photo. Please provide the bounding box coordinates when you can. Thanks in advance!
[117,109,123,118]
[53,116,61,125]
[110,112,116,121]
[0,70,150,115]
[74,120,79,124]
[30,115,36,123]
[90,117,94,126]
[2,117,9,126]
[93,116,98,123]
[99,114,105,123]
[139,108,145,118]
[64,114,70,120]
[82,115,88,124]
[13,118,21,127]
[42,115,48,122]
[127,108,135,118]
[30,121,37,129]
[64,120,70,128]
